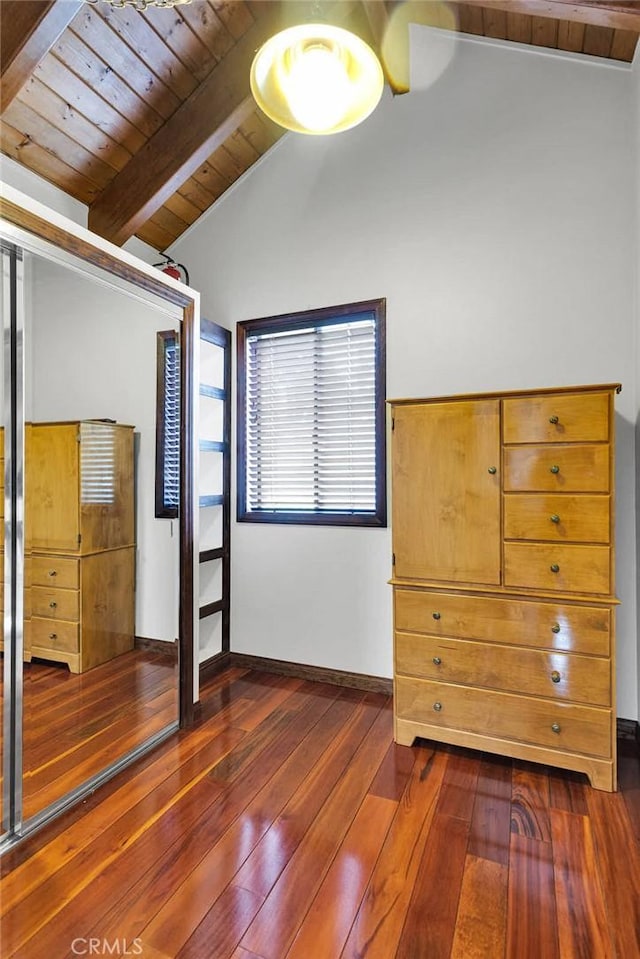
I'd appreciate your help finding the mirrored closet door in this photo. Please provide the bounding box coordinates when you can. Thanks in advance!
[1,198,196,848]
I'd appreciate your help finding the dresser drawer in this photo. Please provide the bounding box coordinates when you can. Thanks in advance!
[32,555,79,589]
[32,586,79,621]
[503,392,610,444]
[504,494,610,543]
[30,617,79,653]
[395,632,610,706]
[394,589,610,656]
[504,543,610,594]
[504,445,609,492]
[395,676,612,758]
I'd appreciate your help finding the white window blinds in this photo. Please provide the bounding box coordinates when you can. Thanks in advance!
[245,318,377,514]
[80,422,115,505]
[163,338,180,511]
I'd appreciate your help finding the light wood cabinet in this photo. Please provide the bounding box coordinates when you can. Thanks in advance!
[390,384,620,791]
[392,399,501,585]
[26,421,135,673]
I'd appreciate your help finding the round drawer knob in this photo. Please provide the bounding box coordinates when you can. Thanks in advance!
[550,465,560,474]
[432,656,442,666]
[550,564,560,573]
[432,612,441,620]
[49,601,57,608]
[48,570,57,577]
[549,415,559,425]
[487,466,497,475]
[49,632,57,640]
[433,701,443,712]
[550,514,560,524]
[551,722,561,734]
[551,623,561,634]
[551,671,561,684]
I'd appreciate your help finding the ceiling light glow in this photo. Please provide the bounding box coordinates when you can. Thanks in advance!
[251,23,384,136]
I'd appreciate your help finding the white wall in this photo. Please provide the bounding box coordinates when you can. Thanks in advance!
[173,31,639,718]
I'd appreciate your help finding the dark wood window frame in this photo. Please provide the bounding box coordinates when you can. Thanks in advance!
[237,298,387,528]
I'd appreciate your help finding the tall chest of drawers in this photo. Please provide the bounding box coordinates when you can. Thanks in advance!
[26,420,135,673]
[390,384,620,791]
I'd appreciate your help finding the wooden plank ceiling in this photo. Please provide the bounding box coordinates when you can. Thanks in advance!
[1,0,639,253]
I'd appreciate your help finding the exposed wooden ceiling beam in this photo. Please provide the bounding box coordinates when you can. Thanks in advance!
[0,0,83,112]
[89,1,364,247]
[456,1,640,32]
[88,7,282,247]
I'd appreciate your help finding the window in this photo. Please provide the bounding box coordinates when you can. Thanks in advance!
[81,422,115,505]
[237,299,386,527]
[155,330,180,518]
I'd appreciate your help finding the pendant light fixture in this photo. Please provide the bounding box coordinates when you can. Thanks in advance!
[250,21,384,136]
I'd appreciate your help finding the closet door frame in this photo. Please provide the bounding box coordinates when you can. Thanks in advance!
[0,191,198,849]
[198,318,231,668]
[2,241,25,839]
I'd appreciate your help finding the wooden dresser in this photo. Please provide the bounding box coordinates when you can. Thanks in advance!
[390,384,620,791]
[26,421,135,673]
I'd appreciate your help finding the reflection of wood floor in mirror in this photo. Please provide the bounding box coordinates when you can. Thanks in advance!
[1,668,639,959]
[19,650,178,821]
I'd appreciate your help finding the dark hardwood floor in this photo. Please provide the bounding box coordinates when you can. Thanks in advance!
[19,650,178,819]
[1,666,639,958]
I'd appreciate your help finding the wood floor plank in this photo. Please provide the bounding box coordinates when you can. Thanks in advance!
[2,708,247,955]
[4,669,640,959]
[0,718,223,876]
[2,774,226,958]
[395,812,469,959]
[510,762,552,841]
[550,807,615,959]
[240,703,392,958]
[125,689,356,956]
[467,754,512,866]
[449,854,508,959]
[368,740,415,802]
[548,768,589,815]
[88,689,343,956]
[24,707,174,813]
[0,720,236,913]
[128,943,172,959]
[340,746,447,959]
[235,676,304,731]
[285,794,397,959]
[176,884,265,959]
[233,694,384,901]
[435,745,481,821]
[586,787,640,958]
[506,833,559,959]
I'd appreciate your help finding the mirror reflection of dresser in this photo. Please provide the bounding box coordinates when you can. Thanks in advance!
[27,420,135,674]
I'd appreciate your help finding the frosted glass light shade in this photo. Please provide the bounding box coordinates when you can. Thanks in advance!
[250,23,384,135]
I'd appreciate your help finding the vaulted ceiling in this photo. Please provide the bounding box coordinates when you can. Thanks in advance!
[1,0,639,254]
